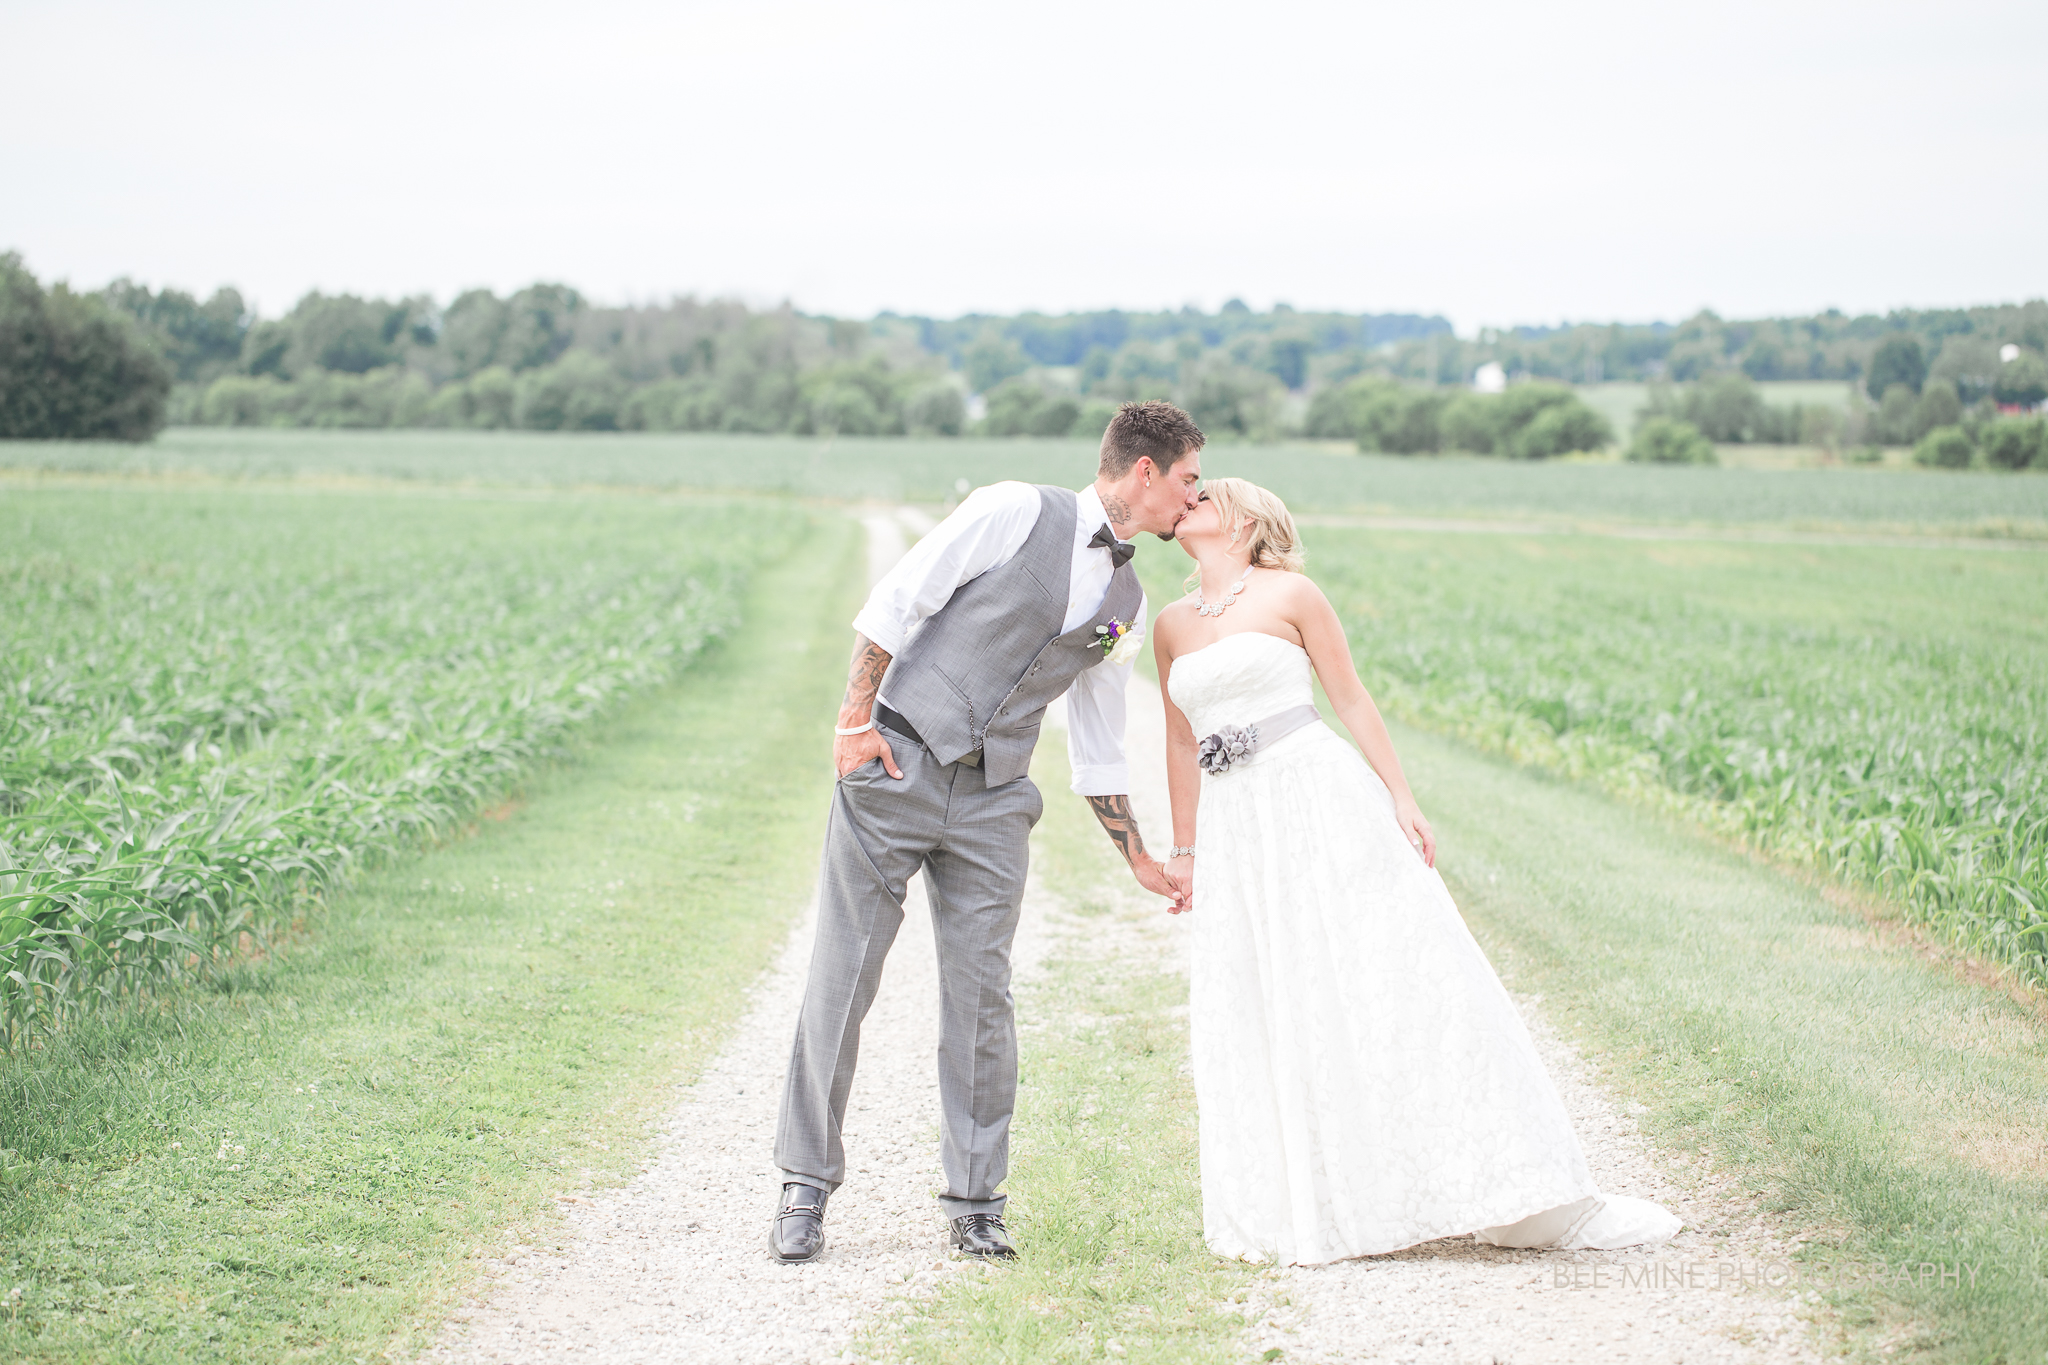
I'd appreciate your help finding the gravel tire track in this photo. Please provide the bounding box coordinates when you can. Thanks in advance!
[429,509,1040,1364]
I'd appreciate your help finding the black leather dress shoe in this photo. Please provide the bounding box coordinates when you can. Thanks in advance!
[770,1182,828,1263]
[950,1212,1016,1259]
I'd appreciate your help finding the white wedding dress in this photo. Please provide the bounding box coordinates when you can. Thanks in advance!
[1172,632,1680,1265]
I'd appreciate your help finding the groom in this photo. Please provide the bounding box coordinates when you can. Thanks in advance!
[770,400,1205,1263]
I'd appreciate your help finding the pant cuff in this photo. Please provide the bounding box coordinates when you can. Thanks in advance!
[779,1168,841,1196]
[938,1191,1007,1219]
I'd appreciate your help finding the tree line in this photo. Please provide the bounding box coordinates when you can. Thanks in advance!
[1,250,2042,465]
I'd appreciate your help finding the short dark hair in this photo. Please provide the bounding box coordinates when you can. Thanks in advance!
[1098,400,1203,479]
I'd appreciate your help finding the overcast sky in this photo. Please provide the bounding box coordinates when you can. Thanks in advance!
[4,0,2041,334]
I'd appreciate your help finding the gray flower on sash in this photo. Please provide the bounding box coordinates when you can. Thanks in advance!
[1197,723,1260,775]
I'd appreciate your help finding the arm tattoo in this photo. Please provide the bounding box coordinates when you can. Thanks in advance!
[1086,794,1146,867]
[841,634,893,713]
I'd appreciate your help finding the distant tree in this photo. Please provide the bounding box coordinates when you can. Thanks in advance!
[1684,374,1770,441]
[441,289,511,377]
[905,382,966,436]
[1510,399,1612,458]
[1438,393,1499,453]
[1739,342,1786,381]
[981,376,1051,436]
[100,279,248,383]
[1304,376,1378,439]
[965,338,1030,394]
[295,366,431,428]
[1492,382,1577,436]
[1354,386,1445,454]
[1184,364,1283,440]
[1025,396,1080,437]
[199,375,291,426]
[283,293,406,374]
[1266,334,1312,391]
[810,382,884,436]
[1798,404,1845,450]
[498,284,582,372]
[1908,379,1962,441]
[1875,384,1919,444]
[1979,419,2043,470]
[515,350,624,430]
[1911,425,1974,469]
[1074,398,1120,441]
[467,367,517,428]
[1865,335,1926,399]
[241,319,292,377]
[0,253,171,440]
[1992,350,2048,407]
[1626,416,1716,464]
[1928,336,2002,404]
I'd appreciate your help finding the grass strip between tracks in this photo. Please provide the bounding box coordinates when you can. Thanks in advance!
[870,739,1264,1365]
[0,514,862,1364]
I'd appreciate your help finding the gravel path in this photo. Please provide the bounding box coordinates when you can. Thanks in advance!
[1244,1007,1825,1364]
[431,510,1824,1364]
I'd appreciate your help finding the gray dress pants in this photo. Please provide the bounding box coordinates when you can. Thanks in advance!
[774,722,1043,1218]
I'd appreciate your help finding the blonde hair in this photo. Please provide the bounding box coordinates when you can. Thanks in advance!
[1190,478,1305,582]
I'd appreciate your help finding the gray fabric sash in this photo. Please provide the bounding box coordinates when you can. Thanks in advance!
[1196,703,1324,775]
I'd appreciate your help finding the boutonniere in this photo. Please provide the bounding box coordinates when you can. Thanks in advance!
[1092,618,1142,666]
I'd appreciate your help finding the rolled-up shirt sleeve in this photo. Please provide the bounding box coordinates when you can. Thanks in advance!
[1064,591,1147,796]
[850,482,1041,656]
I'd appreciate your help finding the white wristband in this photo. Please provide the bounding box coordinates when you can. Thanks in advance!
[1168,845,1195,859]
[834,720,875,736]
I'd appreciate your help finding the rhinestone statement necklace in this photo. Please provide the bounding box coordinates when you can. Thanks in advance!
[1195,565,1253,617]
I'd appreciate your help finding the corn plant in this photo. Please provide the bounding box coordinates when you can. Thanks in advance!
[0,487,802,1050]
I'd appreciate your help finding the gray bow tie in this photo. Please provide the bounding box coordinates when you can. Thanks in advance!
[1089,523,1135,568]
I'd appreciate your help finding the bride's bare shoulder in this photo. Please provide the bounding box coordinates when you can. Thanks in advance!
[1272,568,1331,608]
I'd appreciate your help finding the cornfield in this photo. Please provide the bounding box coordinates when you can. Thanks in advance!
[0,486,801,1049]
[1307,532,2048,986]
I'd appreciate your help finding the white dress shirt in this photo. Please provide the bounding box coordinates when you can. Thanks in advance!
[852,482,1145,797]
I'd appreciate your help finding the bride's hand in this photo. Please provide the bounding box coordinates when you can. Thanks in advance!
[1132,853,1190,914]
[1395,800,1436,868]
[1165,854,1195,914]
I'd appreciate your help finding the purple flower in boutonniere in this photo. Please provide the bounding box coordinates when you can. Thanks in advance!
[1091,618,1142,666]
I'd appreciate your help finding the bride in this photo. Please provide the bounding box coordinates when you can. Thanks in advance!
[1153,478,1679,1266]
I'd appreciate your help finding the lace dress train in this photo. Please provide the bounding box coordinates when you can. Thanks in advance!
[1171,632,1680,1266]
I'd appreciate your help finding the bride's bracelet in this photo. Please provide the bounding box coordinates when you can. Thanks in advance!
[1167,845,1195,859]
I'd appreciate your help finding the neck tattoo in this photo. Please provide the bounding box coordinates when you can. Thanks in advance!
[1195,564,1253,617]
[1100,491,1133,527]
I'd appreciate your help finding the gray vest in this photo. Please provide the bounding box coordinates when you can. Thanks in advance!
[883,485,1142,786]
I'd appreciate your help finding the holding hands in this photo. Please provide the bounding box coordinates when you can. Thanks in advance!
[1135,851,1190,913]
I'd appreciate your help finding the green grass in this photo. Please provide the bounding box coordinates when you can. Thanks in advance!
[872,738,1260,1365]
[8,427,2048,531]
[0,513,862,1363]
[1578,381,1856,443]
[1271,530,2048,988]
[0,485,801,1047]
[1399,718,2048,1363]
